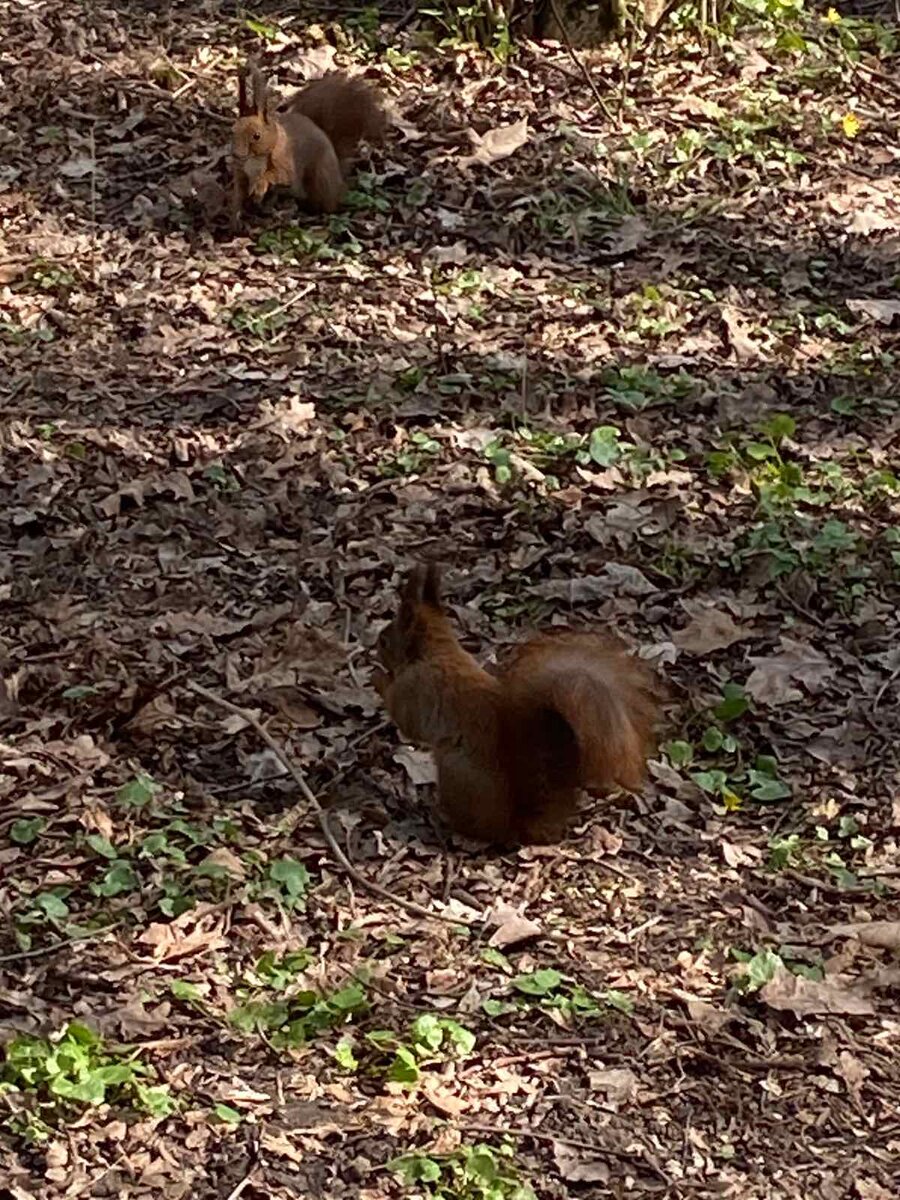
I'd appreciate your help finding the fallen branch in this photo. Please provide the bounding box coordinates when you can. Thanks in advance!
[187,680,475,928]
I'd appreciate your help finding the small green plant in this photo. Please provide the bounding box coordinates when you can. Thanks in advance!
[768,833,803,870]
[26,259,75,293]
[666,684,792,811]
[419,1,513,61]
[378,430,442,477]
[230,299,294,341]
[229,979,366,1048]
[359,1014,476,1087]
[389,1141,535,1200]
[731,945,824,996]
[10,817,45,845]
[116,772,160,810]
[255,225,335,261]
[254,856,311,913]
[203,462,241,493]
[601,364,697,411]
[345,171,391,213]
[731,947,784,994]
[1,1022,174,1135]
[244,15,281,40]
[482,968,632,1021]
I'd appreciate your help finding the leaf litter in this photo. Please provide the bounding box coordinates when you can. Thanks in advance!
[1,1,899,1198]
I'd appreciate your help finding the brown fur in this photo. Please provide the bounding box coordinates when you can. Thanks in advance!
[375,565,661,846]
[290,72,386,165]
[230,62,384,230]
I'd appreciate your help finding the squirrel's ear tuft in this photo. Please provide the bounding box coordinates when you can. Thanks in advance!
[237,65,249,116]
[421,562,442,608]
[248,60,268,120]
[400,564,426,609]
[399,563,442,610]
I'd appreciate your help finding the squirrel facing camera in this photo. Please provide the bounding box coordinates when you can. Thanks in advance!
[375,563,662,846]
[230,60,386,232]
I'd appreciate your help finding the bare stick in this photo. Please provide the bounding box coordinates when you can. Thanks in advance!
[187,681,475,927]
[0,923,121,966]
[548,0,614,122]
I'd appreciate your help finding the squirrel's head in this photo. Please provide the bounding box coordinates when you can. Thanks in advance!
[233,60,276,161]
[232,113,277,161]
[377,563,443,676]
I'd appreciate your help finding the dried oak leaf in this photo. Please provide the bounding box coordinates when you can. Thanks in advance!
[746,638,834,706]
[846,298,900,325]
[759,967,875,1017]
[393,746,436,786]
[674,604,753,655]
[552,1141,610,1184]
[487,900,542,949]
[459,119,529,168]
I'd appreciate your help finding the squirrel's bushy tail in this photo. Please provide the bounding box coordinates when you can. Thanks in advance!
[290,72,386,163]
[501,632,660,798]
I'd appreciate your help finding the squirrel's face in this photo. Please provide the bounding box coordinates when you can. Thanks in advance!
[232,115,275,162]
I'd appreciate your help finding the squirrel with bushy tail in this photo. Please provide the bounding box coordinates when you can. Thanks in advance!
[230,61,385,229]
[374,564,662,845]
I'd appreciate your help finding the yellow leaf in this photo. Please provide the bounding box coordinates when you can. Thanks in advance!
[722,789,743,812]
[841,112,861,138]
[823,6,842,22]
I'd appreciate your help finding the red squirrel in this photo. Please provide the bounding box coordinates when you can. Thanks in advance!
[231,62,385,230]
[373,564,661,845]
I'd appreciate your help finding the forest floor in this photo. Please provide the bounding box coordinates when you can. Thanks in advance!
[1,2,899,1198]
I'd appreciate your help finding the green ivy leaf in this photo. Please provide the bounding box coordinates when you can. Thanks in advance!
[334,1040,358,1071]
[85,834,118,860]
[511,969,562,997]
[664,740,694,767]
[11,818,44,845]
[213,1103,242,1125]
[588,425,622,467]
[116,774,158,809]
[387,1045,420,1085]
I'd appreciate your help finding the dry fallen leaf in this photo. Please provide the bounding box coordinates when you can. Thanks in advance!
[200,846,247,880]
[828,921,900,950]
[487,900,542,948]
[588,1066,638,1103]
[459,118,529,168]
[846,298,900,325]
[674,604,753,654]
[552,1141,610,1183]
[759,967,875,1017]
[720,303,760,359]
[746,638,834,706]
[393,746,436,786]
[138,909,228,962]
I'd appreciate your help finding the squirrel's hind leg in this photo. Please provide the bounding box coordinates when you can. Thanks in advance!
[299,138,346,214]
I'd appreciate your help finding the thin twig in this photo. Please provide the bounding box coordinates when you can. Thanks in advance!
[187,681,475,928]
[873,666,900,713]
[0,923,121,966]
[547,0,614,122]
[224,1171,255,1200]
[774,581,827,630]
